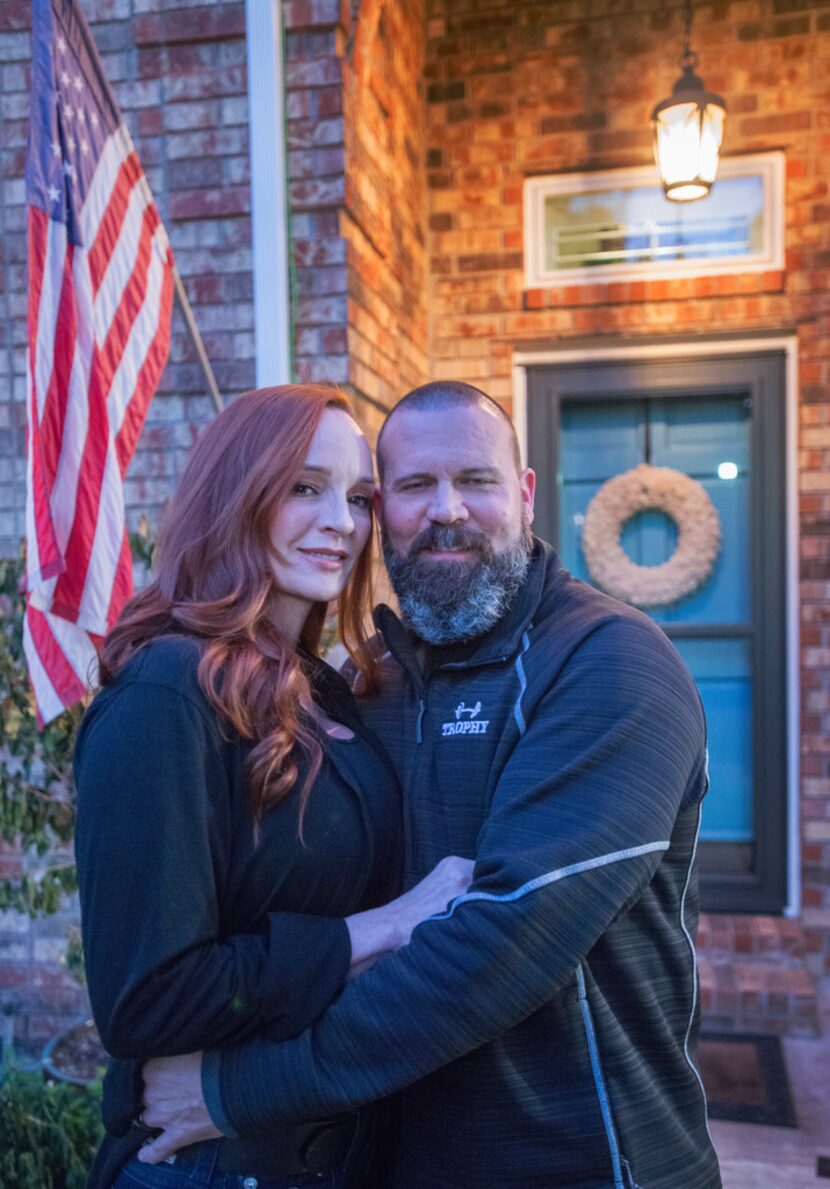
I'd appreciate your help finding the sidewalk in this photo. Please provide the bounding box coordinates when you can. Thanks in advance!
[709,977,830,1188]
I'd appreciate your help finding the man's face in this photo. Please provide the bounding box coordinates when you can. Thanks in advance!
[378,402,536,644]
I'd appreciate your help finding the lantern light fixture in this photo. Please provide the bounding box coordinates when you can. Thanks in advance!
[651,0,727,203]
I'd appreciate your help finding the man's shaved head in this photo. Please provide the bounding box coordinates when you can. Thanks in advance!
[377,381,521,483]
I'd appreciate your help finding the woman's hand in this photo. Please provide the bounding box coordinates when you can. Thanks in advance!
[137,1052,221,1164]
[345,855,474,976]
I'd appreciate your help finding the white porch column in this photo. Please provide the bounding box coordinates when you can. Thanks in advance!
[245,0,292,385]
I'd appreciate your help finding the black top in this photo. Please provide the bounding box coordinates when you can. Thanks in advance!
[74,634,401,1183]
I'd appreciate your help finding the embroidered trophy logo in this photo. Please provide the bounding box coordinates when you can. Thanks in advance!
[442,700,490,737]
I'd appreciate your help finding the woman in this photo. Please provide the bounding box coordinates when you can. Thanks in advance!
[74,386,471,1189]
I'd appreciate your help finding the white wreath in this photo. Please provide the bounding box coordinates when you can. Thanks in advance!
[581,464,721,608]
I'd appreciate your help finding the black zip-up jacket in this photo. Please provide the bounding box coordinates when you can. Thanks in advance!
[73,636,401,1187]
[205,543,722,1189]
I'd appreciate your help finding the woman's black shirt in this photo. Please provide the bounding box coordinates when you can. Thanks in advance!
[73,635,401,1182]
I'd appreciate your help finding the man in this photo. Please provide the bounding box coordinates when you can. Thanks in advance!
[141,382,722,1188]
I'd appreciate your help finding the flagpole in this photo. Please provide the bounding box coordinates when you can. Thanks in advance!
[172,270,224,415]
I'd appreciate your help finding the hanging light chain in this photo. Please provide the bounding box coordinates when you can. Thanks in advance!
[680,0,698,71]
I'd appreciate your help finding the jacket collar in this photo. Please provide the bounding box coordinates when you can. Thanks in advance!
[374,538,566,679]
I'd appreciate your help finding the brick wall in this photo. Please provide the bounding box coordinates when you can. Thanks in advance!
[343,0,428,434]
[422,0,830,978]
[0,0,253,1051]
[286,0,429,443]
[284,0,350,400]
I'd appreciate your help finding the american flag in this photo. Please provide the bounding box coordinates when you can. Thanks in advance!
[24,0,174,723]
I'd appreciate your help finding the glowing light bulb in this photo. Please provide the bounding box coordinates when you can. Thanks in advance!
[718,461,738,480]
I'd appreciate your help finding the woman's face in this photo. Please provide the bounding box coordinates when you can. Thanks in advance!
[268,408,374,636]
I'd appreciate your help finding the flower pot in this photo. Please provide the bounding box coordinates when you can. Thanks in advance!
[42,1018,106,1087]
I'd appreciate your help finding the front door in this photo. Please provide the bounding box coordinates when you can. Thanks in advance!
[527,352,788,913]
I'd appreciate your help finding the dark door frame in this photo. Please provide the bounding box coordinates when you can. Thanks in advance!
[523,347,794,915]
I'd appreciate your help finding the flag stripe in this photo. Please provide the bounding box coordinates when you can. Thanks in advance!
[87,148,143,298]
[116,246,175,473]
[107,222,168,433]
[33,212,68,422]
[38,244,77,505]
[48,251,95,558]
[25,207,59,586]
[49,343,114,620]
[76,442,126,630]
[99,202,163,419]
[79,125,135,248]
[105,530,134,632]
[93,170,155,343]
[26,206,48,404]
[25,604,89,715]
[23,610,67,726]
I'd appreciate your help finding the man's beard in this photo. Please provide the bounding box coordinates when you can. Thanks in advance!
[381,519,534,645]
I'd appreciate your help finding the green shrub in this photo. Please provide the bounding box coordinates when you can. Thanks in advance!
[0,1065,103,1188]
[0,556,83,918]
[0,529,153,919]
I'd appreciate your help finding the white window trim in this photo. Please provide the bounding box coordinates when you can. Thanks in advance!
[523,153,785,289]
[512,335,800,918]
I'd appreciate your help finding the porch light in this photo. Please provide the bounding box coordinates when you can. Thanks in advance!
[651,0,726,203]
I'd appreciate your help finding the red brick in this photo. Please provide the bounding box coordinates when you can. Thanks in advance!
[742,110,812,135]
[286,89,314,119]
[286,116,344,148]
[294,354,349,383]
[295,296,348,326]
[322,327,349,354]
[283,0,345,30]
[166,43,221,72]
[289,176,345,208]
[136,107,164,137]
[167,158,224,190]
[0,2,29,33]
[137,6,246,47]
[317,86,343,117]
[458,251,523,273]
[169,187,250,221]
[164,66,247,102]
[286,56,343,89]
[294,237,347,267]
[738,16,811,38]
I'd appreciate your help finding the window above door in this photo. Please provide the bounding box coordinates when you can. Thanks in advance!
[523,153,784,289]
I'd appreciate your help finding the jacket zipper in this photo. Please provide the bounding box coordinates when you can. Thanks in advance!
[402,681,426,879]
[576,964,624,1189]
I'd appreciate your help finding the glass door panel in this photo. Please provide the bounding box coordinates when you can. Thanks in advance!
[529,353,787,911]
[559,395,753,861]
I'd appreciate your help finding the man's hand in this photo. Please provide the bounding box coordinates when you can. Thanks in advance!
[345,854,474,974]
[137,1051,222,1164]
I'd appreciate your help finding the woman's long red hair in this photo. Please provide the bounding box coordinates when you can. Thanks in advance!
[100,385,378,828]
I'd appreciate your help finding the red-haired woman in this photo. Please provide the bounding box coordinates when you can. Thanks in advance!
[74,386,471,1189]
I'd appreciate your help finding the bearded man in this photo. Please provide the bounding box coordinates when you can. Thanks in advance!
[138,382,722,1189]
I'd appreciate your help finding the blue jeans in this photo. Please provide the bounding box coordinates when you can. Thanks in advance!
[112,1143,345,1189]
